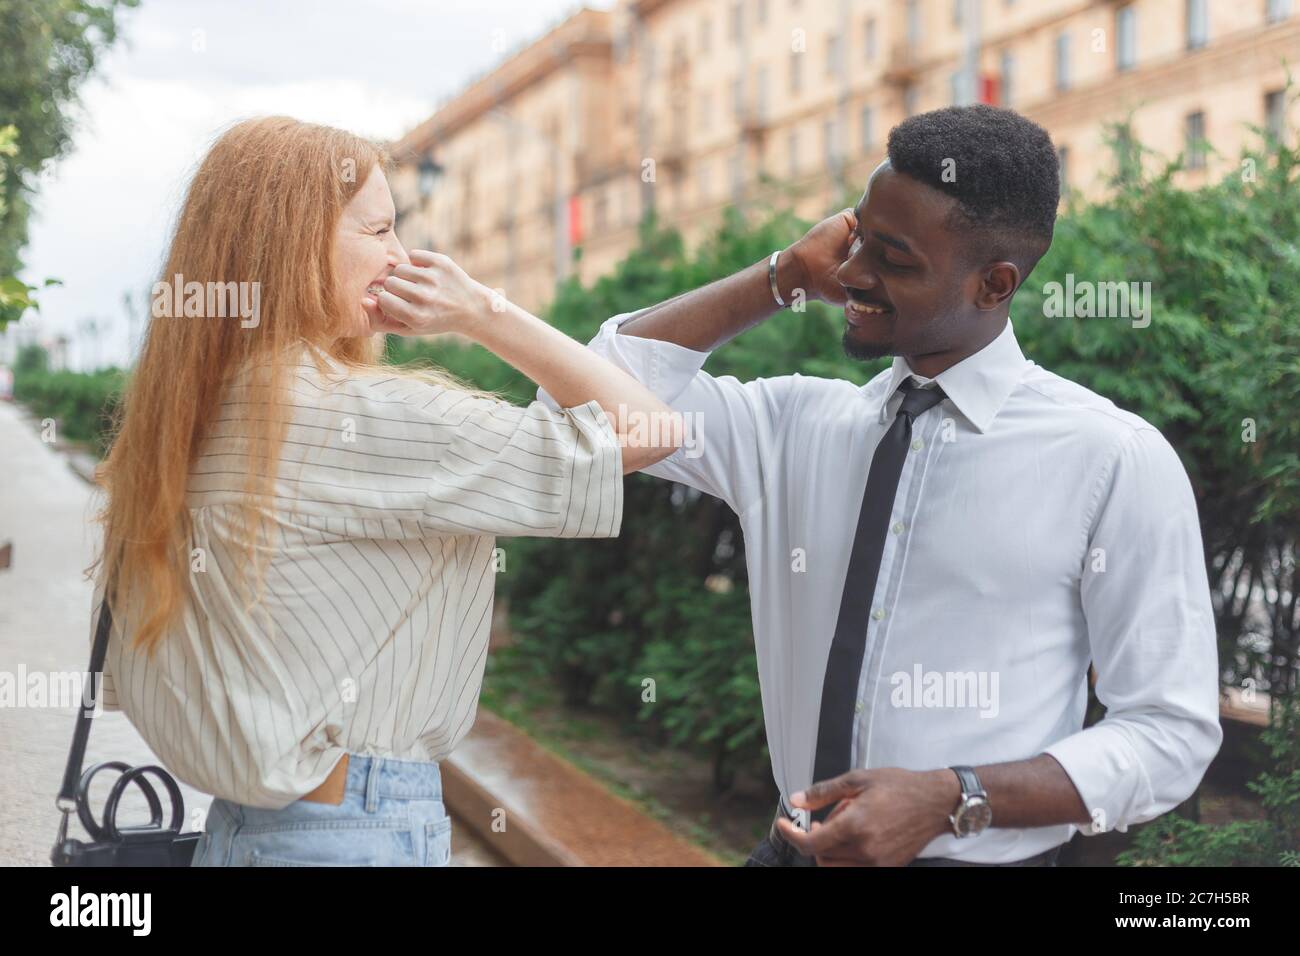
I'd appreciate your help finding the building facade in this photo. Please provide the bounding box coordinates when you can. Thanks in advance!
[392,0,1300,313]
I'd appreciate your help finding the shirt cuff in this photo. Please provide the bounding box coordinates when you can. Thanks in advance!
[554,398,624,538]
[1042,722,1154,837]
[538,312,713,409]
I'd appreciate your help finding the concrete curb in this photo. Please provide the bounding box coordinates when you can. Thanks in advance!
[443,710,723,867]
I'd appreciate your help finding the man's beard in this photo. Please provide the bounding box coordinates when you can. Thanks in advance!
[841,328,896,361]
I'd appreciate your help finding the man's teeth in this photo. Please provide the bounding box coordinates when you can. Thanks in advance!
[849,300,890,314]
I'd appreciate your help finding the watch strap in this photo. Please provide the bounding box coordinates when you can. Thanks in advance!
[950,765,985,800]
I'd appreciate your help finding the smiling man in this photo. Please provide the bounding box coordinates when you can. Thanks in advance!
[538,104,1222,867]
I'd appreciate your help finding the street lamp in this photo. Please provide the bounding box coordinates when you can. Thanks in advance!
[417,155,444,200]
[416,155,444,249]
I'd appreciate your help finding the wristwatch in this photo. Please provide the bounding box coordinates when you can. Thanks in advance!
[947,765,992,838]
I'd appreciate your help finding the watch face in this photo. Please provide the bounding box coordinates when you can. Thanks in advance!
[956,797,992,836]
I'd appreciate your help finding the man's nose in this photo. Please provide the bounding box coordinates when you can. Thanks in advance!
[835,257,876,290]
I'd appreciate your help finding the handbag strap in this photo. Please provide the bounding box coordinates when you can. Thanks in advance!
[57,590,112,808]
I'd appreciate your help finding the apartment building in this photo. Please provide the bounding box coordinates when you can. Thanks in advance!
[392,0,1300,313]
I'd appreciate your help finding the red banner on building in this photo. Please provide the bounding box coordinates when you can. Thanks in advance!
[568,195,583,246]
[980,74,1000,106]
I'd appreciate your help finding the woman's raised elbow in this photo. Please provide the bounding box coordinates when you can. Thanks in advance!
[617,406,686,473]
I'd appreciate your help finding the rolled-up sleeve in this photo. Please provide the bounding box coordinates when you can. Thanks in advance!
[1043,426,1223,835]
[538,312,794,516]
[420,395,623,539]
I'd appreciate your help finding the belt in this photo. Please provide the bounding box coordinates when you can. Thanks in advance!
[299,753,349,805]
[767,801,1061,867]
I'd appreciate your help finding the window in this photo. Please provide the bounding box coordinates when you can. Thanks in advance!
[756,0,768,27]
[733,77,744,118]
[730,149,744,200]
[788,128,800,177]
[642,40,658,80]
[1185,111,1206,169]
[1055,32,1071,92]
[790,49,803,94]
[823,118,838,171]
[861,104,875,151]
[698,91,712,131]
[904,85,919,117]
[699,15,711,52]
[865,18,877,61]
[1186,0,1208,49]
[731,2,743,42]
[1057,145,1069,190]
[953,0,964,28]
[950,70,965,105]
[697,160,711,201]
[1117,6,1137,71]
[1266,88,1287,140]
[1000,50,1015,107]
[906,0,921,47]
[1267,0,1292,24]
[755,65,770,121]
[826,35,842,77]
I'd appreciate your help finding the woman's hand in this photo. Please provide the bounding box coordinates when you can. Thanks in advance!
[375,250,492,337]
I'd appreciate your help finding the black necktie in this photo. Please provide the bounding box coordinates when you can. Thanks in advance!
[809,377,947,820]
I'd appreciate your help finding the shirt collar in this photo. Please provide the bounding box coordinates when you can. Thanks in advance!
[873,319,1030,434]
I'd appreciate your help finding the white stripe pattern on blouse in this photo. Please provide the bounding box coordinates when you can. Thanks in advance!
[91,354,623,808]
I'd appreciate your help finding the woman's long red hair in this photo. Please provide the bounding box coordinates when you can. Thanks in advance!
[93,116,481,654]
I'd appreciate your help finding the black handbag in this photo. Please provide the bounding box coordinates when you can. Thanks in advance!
[51,594,202,866]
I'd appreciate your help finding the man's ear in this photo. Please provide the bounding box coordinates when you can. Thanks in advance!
[975,261,1020,311]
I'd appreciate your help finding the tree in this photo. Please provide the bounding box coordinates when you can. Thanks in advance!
[0,0,138,330]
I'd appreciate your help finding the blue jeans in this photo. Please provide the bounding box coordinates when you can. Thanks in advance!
[191,754,451,867]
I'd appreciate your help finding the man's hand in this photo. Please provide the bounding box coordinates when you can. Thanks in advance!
[617,207,858,351]
[775,767,960,866]
[786,208,857,307]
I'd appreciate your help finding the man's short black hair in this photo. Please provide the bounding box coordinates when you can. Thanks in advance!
[886,104,1059,275]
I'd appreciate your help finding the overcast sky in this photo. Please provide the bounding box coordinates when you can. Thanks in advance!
[8,0,610,370]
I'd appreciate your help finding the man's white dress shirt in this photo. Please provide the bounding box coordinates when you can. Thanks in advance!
[542,313,1222,863]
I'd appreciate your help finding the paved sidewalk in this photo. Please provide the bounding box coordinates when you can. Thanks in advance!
[0,400,214,864]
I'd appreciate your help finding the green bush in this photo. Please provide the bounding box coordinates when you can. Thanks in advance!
[1013,121,1300,701]
[1117,693,1300,866]
[12,345,124,454]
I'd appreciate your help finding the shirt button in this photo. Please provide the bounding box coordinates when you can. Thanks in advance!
[871,608,885,621]
[855,701,864,714]
[911,438,924,451]
[891,521,905,534]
